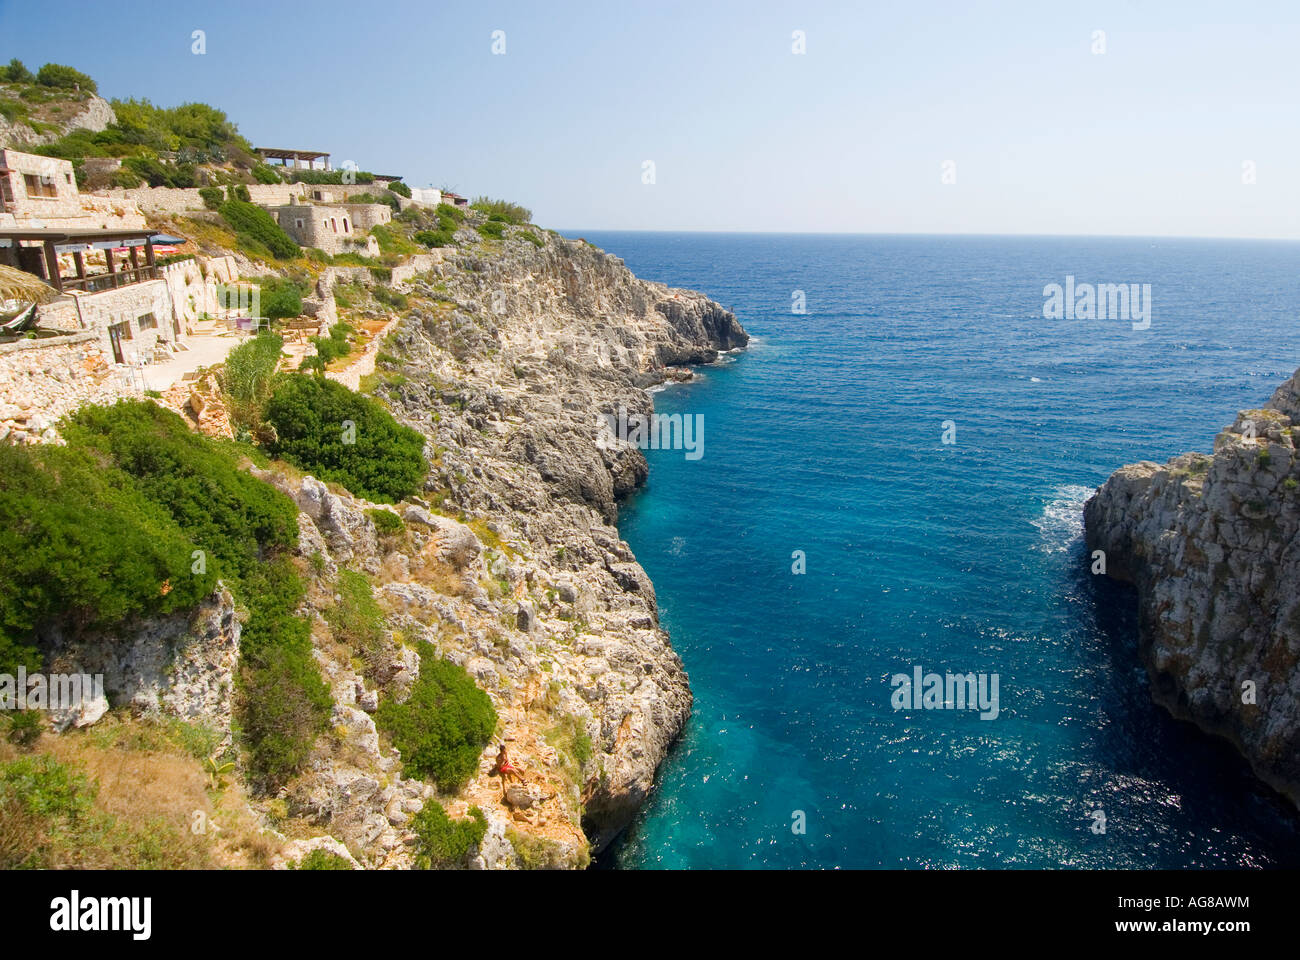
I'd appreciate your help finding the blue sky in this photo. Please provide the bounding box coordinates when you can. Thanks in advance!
[2,0,1298,237]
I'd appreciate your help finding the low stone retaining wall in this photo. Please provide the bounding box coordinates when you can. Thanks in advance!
[0,332,134,443]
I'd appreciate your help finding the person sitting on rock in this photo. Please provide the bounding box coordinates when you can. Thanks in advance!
[493,743,526,800]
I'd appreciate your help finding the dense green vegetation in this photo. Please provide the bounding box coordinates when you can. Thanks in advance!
[220,332,284,432]
[0,443,212,673]
[367,508,404,537]
[34,63,97,93]
[199,185,224,209]
[21,402,330,791]
[265,374,427,503]
[290,169,374,186]
[471,197,531,224]
[299,319,355,375]
[0,59,35,83]
[256,276,307,322]
[410,801,487,868]
[375,642,497,791]
[218,200,299,260]
[386,180,411,198]
[325,570,388,682]
[35,95,252,168]
[289,848,354,870]
[411,203,465,248]
[235,557,332,787]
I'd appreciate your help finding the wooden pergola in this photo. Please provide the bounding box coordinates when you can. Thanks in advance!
[255,147,332,171]
[0,227,163,294]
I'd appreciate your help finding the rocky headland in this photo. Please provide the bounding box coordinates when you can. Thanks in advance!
[1084,369,1300,808]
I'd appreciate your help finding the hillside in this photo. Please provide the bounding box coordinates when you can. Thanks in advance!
[0,68,747,867]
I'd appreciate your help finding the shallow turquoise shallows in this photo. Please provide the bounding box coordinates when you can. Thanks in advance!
[572,231,1300,869]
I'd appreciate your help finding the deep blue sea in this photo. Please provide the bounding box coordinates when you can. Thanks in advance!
[571,232,1300,869]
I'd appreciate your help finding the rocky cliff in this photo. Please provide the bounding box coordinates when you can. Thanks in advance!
[28,227,746,868]
[1084,370,1300,807]
[357,233,747,854]
[0,92,115,149]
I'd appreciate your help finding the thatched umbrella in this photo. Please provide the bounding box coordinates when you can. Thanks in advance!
[0,263,61,305]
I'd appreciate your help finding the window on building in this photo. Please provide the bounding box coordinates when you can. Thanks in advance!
[137,312,157,331]
[342,218,350,233]
[295,218,304,230]
[22,173,58,198]
[0,175,13,209]
[330,218,338,233]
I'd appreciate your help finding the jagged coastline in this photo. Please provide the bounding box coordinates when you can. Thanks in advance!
[1084,369,1300,809]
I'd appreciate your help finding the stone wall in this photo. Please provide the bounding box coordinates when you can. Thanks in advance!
[92,182,310,215]
[390,252,446,286]
[160,254,241,333]
[0,332,133,443]
[325,317,397,391]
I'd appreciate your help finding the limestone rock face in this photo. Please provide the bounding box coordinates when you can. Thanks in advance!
[0,94,115,148]
[41,584,241,743]
[266,231,747,862]
[1085,377,1300,807]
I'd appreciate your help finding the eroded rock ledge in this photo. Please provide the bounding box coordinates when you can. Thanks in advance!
[1084,369,1300,807]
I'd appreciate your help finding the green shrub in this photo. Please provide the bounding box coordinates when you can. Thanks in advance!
[251,163,282,184]
[61,401,298,584]
[290,169,374,185]
[470,197,530,224]
[57,401,325,790]
[265,374,427,503]
[236,556,332,788]
[306,319,354,369]
[1,59,34,84]
[517,230,544,248]
[325,570,388,681]
[109,168,142,189]
[410,802,487,868]
[4,711,43,748]
[35,63,97,93]
[219,199,298,259]
[199,186,224,210]
[257,276,306,322]
[387,180,412,199]
[367,508,404,536]
[123,154,197,188]
[413,229,453,248]
[0,99,29,124]
[0,754,95,821]
[228,183,251,203]
[375,643,496,790]
[373,285,407,310]
[220,332,284,429]
[0,443,213,672]
[477,220,505,239]
[290,849,354,870]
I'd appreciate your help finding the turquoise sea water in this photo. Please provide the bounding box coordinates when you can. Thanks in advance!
[573,232,1300,869]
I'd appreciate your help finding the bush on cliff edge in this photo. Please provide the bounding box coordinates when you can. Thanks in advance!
[265,374,427,503]
[375,642,496,792]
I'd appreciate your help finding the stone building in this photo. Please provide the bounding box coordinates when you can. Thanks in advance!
[269,202,389,256]
[0,149,145,230]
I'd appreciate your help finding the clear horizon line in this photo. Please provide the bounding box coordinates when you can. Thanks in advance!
[552,228,1300,243]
